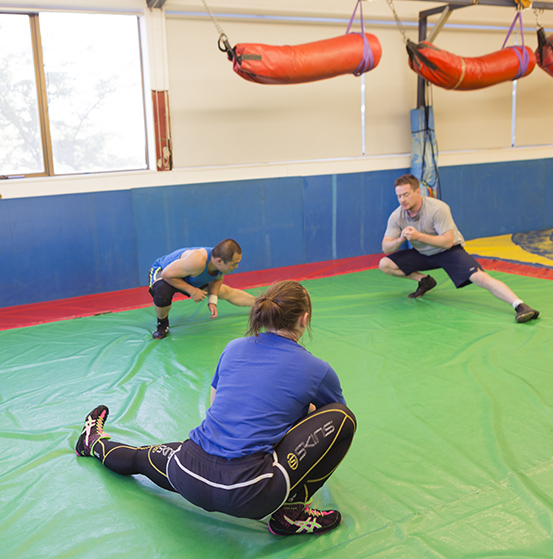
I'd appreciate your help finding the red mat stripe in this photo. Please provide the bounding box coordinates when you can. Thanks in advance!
[0,254,381,331]
[475,257,553,279]
[1,254,550,331]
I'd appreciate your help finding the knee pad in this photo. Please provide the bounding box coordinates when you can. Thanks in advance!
[150,280,176,307]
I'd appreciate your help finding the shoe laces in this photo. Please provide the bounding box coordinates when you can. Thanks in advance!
[303,505,331,518]
[95,410,107,434]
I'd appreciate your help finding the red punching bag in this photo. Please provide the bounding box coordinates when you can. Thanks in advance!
[230,33,382,85]
[536,27,553,77]
[407,40,536,90]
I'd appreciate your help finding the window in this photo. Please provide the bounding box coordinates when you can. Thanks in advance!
[0,12,148,178]
[0,14,42,176]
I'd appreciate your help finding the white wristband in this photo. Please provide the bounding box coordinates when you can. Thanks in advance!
[208,294,218,306]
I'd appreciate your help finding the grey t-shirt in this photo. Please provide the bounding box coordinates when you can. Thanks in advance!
[385,197,465,256]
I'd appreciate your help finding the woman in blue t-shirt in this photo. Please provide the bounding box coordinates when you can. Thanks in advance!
[75,280,356,536]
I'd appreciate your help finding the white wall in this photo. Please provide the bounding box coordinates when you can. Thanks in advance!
[1,0,552,200]
[165,1,553,160]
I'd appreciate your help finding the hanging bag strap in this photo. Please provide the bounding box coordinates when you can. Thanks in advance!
[502,11,529,80]
[346,0,375,75]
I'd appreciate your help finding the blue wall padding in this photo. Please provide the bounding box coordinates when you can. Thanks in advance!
[440,159,553,238]
[1,159,552,308]
[0,190,138,306]
[133,177,305,280]
[0,202,16,305]
[303,169,399,263]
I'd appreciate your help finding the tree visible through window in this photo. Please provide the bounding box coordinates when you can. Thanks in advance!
[0,11,148,178]
[0,14,43,176]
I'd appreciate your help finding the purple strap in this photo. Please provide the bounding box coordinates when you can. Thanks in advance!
[502,11,529,80]
[347,0,375,74]
[346,0,363,34]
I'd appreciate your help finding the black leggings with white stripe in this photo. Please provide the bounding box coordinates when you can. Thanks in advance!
[93,403,356,519]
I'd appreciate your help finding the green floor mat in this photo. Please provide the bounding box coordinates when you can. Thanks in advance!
[1,270,552,558]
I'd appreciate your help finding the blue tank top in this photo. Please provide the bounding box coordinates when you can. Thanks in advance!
[151,247,222,287]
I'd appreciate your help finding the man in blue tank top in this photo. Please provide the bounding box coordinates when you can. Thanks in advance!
[148,239,255,339]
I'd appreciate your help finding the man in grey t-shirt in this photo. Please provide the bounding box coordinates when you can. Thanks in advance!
[379,174,539,323]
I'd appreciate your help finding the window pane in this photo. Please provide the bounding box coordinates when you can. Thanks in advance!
[40,13,147,174]
[0,14,44,176]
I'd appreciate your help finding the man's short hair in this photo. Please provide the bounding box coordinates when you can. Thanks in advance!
[212,239,242,263]
[394,174,420,191]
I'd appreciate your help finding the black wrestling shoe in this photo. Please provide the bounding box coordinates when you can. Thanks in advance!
[515,303,539,323]
[408,275,437,299]
[153,319,169,339]
[268,502,342,536]
[75,405,110,457]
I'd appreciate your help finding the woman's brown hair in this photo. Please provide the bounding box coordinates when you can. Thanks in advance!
[246,280,312,338]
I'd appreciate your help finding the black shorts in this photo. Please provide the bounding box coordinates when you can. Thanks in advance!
[386,245,483,288]
[148,266,208,307]
[166,403,356,520]
[167,440,288,520]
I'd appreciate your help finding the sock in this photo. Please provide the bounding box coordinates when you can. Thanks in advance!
[512,299,523,310]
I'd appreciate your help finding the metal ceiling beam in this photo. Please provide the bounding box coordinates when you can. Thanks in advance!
[147,0,168,8]
[426,5,452,42]
[416,0,553,9]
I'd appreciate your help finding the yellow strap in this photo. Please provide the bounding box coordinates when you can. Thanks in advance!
[452,58,467,90]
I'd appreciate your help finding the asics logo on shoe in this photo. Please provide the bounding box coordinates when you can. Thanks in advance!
[283,515,322,534]
[75,406,110,457]
[268,505,340,536]
[82,416,95,445]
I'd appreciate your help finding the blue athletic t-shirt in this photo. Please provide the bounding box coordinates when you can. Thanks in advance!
[189,332,346,459]
[151,247,222,287]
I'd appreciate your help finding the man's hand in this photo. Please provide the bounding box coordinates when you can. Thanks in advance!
[382,233,407,255]
[190,287,207,303]
[208,303,218,319]
[402,226,420,242]
[401,227,454,249]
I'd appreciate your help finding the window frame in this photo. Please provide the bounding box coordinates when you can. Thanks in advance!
[0,10,150,179]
